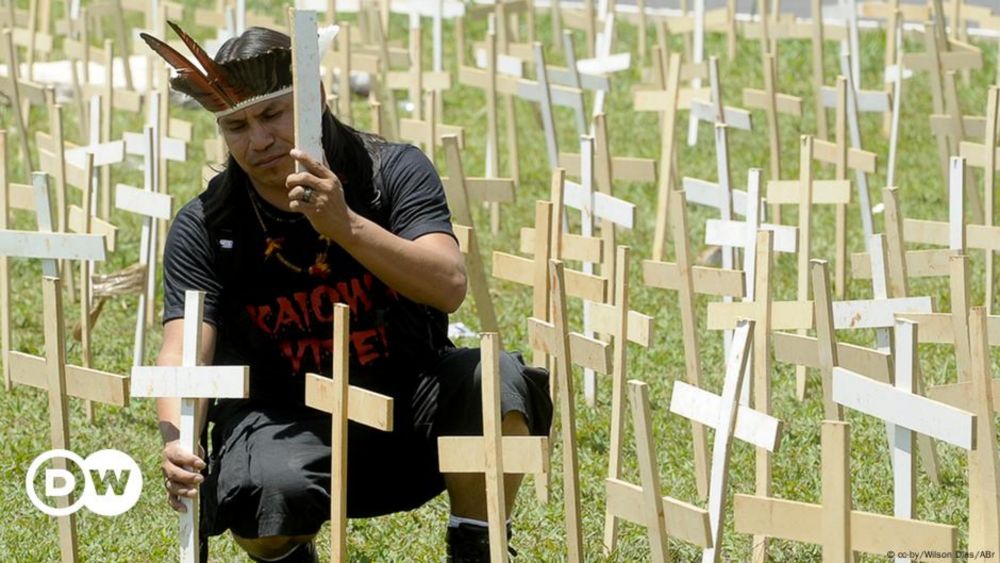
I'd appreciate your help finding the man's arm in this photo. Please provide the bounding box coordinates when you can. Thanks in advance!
[157,318,217,512]
[287,149,468,313]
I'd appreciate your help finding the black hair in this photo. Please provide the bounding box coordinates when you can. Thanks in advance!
[203,27,385,231]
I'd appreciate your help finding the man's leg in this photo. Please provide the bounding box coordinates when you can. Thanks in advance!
[443,411,530,518]
[233,533,317,560]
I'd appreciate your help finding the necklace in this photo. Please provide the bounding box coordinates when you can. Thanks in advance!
[246,185,333,278]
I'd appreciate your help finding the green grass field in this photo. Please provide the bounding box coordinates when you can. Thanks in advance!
[2,4,999,561]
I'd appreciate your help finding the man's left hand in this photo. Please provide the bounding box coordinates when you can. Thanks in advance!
[286,148,358,243]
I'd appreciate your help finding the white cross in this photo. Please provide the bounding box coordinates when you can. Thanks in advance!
[115,126,172,367]
[669,319,782,563]
[131,291,249,563]
[833,319,974,563]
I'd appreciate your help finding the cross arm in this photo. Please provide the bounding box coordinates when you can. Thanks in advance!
[928,379,1000,411]
[587,302,654,347]
[0,230,106,261]
[669,381,782,452]
[605,478,712,548]
[8,351,129,406]
[813,139,877,173]
[527,317,612,374]
[642,260,745,298]
[833,367,976,449]
[773,332,892,384]
[438,436,548,473]
[767,180,851,205]
[519,228,602,263]
[130,366,249,399]
[492,252,606,303]
[742,88,803,117]
[850,249,950,280]
[304,373,394,431]
[707,301,813,331]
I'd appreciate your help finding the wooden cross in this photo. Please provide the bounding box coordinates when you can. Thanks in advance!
[397,90,464,165]
[902,11,983,190]
[440,134,513,334]
[514,43,586,170]
[561,135,636,404]
[812,76,877,296]
[704,223,776,562]
[604,379,712,562]
[958,87,1000,313]
[833,318,975,560]
[631,47,680,262]
[527,258,612,563]
[686,57,753,147]
[456,15,511,232]
[766,136,850,395]
[131,291,250,563]
[122,90,187,328]
[734,420,958,561]
[492,198,607,501]
[391,22,463,154]
[773,254,941,483]
[461,9,524,184]
[597,245,656,551]
[820,61,883,255]
[557,113,657,194]
[1,172,116,563]
[516,169,604,273]
[703,168,796,363]
[643,188,746,500]
[924,305,1000,553]
[669,318,784,563]
[304,303,394,562]
[0,28,47,173]
[741,51,802,189]
[438,332,547,563]
[564,14,632,120]
[115,126,173,366]
[64,96,125,222]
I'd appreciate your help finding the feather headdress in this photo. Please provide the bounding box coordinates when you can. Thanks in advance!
[140,21,295,118]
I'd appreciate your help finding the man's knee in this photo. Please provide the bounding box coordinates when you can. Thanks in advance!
[233,533,315,559]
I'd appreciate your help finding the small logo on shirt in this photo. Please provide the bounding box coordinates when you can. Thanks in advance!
[219,239,234,250]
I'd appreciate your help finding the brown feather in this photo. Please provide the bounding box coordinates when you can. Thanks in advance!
[165,21,240,105]
[140,31,233,112]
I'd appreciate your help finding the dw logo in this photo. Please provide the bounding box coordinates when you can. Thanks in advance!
[25,449,143,516]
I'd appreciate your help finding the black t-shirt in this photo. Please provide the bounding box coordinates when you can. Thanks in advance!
[162,143,456,416]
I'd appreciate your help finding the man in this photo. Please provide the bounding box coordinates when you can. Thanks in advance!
[143,23,553,562]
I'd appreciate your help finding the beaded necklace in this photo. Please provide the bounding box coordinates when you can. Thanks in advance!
[246,185,333,278]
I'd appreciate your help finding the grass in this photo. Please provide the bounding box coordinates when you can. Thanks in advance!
[1,4,999,562]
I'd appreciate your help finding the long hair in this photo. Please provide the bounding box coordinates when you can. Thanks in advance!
[203,27,385,231]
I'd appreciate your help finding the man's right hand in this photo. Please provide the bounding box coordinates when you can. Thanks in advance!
[162,440,206,513]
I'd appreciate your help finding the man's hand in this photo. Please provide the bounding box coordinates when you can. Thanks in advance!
[286,148,358,243]
[162,440,206,513]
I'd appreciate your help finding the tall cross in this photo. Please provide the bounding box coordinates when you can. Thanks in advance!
[131,291,250,563]
[1,172,112,563]
[304,303,394,562]
[668,319,783,563]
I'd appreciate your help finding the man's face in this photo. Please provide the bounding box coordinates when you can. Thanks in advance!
[218,93,296,191]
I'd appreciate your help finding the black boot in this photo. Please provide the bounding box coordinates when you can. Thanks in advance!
[248,541,318,563]
[445,523,516,562]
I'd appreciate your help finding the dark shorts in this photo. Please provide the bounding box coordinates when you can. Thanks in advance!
[199,347,553,539]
